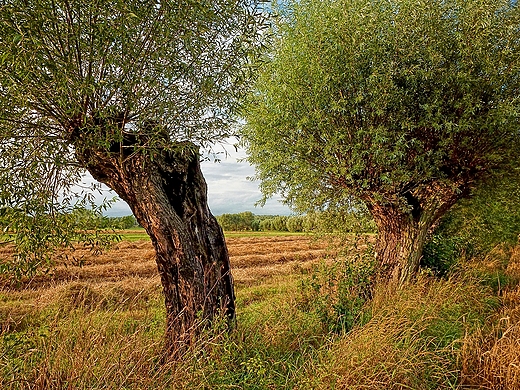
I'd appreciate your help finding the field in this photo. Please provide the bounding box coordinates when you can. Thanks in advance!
[1,233,519,389]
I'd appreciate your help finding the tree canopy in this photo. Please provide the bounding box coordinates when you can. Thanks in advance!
[243,0,520,285]
[0,0,262,181]
[0,0,267,355]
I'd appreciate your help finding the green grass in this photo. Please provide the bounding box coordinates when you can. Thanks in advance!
[223,231,308,238]
[115,228,150,241]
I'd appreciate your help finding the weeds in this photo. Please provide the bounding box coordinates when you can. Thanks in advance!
[319,274,497,389]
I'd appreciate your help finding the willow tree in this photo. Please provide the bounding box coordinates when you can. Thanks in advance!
[243,0,520,287]
[0,0,265,355]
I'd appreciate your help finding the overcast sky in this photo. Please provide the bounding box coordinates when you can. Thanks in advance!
[94,145,292,217]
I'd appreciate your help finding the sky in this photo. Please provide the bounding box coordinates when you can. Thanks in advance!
[93,145,292,217]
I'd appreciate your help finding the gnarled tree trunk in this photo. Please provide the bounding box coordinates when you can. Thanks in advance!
[77,142,234,357]
[365,182,463,287]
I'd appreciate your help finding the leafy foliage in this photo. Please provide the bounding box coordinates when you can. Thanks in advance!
[423,170,520,274]
[0,200,119,281]
[0,0,264,149]
[298,241,375,333]
[243,0,520,284]
[243,0,520,212]
[216,210,376,233]
[217,212,257,231]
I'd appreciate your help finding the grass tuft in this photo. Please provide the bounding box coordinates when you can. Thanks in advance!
[315,274,494,389]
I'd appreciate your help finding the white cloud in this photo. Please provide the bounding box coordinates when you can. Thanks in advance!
[201,144,291,216]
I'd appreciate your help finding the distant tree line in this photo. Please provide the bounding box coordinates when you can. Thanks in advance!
[72,209,139,230]
[216,210,376,233]
[0,206,139,233]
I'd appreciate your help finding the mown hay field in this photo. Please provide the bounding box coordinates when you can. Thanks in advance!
[0,234,331,289]
[0,234,339,389]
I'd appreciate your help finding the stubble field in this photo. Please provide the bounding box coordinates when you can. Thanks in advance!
[0,233,330,289]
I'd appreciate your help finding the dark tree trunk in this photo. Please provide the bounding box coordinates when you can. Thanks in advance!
[76,143,235,357]
[365,183,462,287]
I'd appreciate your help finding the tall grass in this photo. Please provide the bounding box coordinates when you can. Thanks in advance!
[460,244,520,389]
[318,274,497,389]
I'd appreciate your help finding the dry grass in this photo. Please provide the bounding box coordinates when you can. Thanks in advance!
[460,245,520,389]
[0,234,332,390]
[0,234,329,343]
[0,235,329,289]
[313,274,494,390]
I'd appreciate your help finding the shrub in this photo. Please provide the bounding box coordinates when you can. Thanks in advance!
[422,172,520,275]
[298,242,375,333]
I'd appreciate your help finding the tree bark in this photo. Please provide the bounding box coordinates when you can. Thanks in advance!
[369,203,433,286]
[365,182,462,287]
[76,143,235,357]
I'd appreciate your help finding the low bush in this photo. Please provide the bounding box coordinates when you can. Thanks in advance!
[297,242,375,333]
[422,173,520,276]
